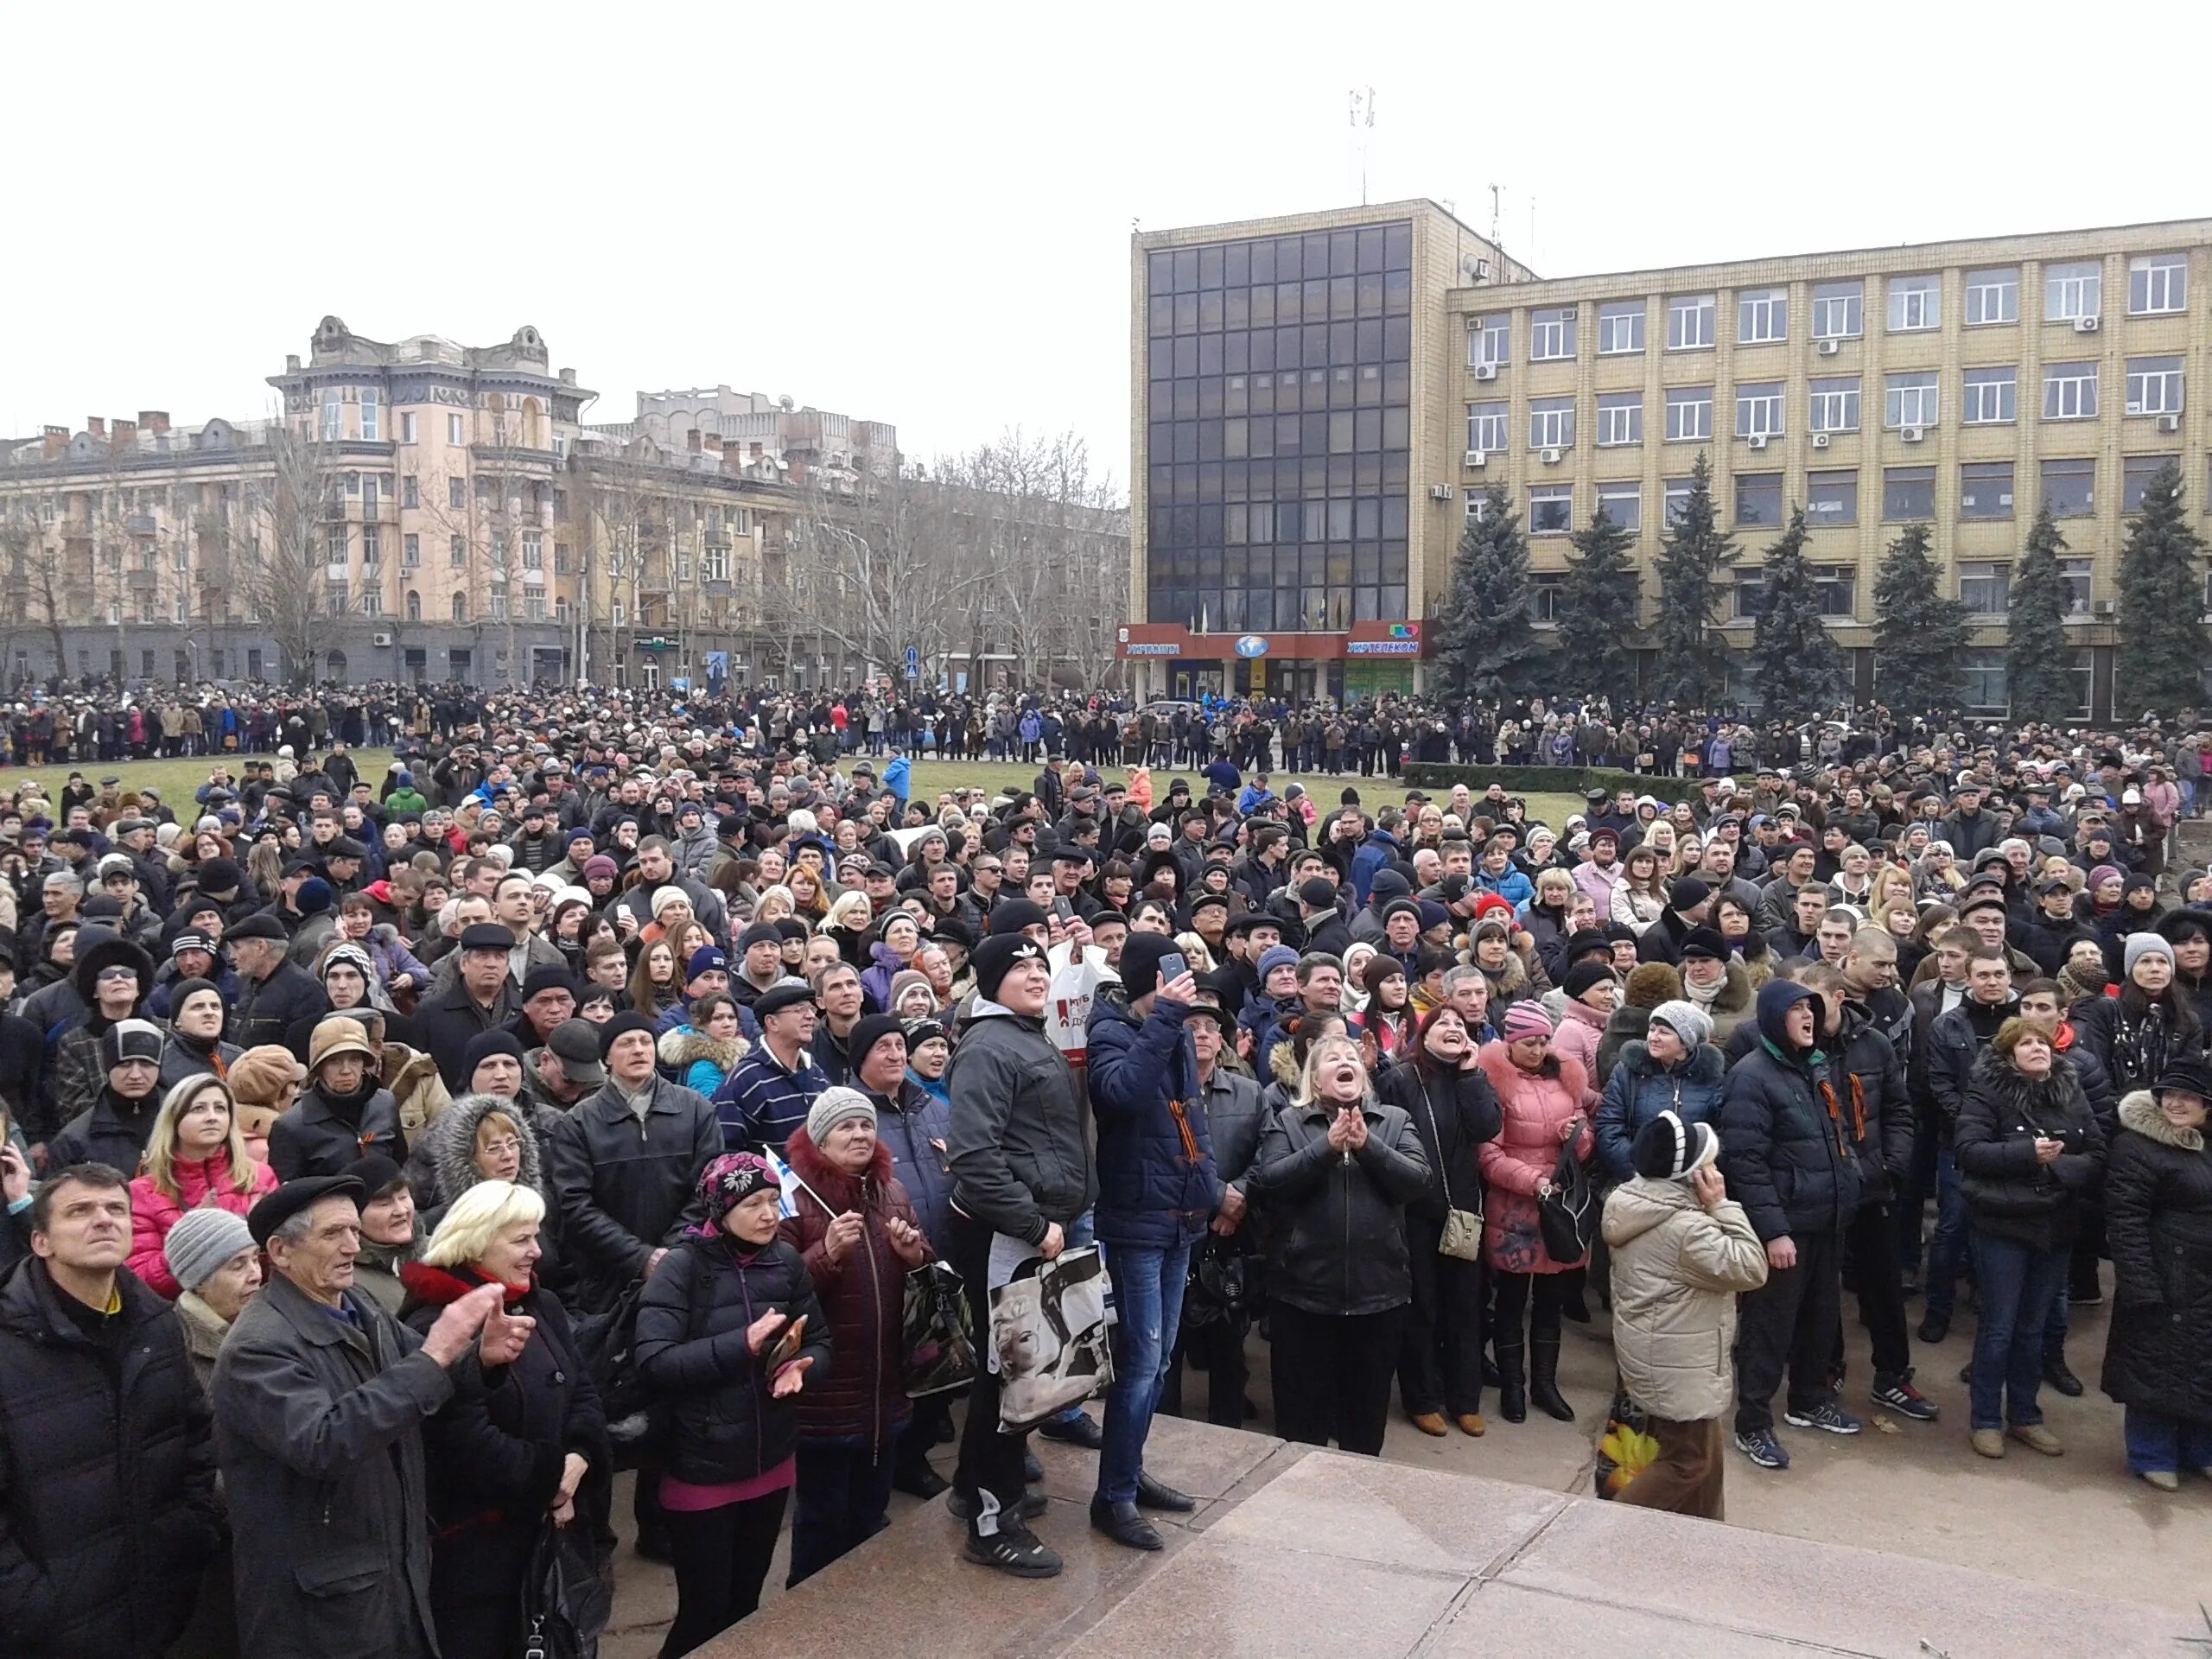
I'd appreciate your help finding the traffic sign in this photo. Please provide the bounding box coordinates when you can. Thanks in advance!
[904,645,919,679]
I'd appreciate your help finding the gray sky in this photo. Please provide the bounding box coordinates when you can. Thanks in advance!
[5,3,2208,493]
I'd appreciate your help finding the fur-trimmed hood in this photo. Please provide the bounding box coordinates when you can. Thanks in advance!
[427,1090,546,1204]
[2118,1087,2207,1151]
[658,1025,745,1073]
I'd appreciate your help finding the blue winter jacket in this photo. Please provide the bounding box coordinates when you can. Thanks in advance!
[1594,1039,1728,1184]
[1085,992,1219,1249]
[1348,830,1403,906]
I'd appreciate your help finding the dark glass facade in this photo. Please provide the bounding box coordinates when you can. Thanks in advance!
[1144,220,1414,631]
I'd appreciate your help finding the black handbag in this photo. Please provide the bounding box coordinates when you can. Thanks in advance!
[1536,1141,1595,1267]
[900,1261,977,1398]
[519,1516,612,1659]
[1182,1232,1260,1332]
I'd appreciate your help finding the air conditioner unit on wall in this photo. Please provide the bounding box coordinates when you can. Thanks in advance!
[1540,448,1563,465]
[1473,362,1498,381]
[2158,413,2182,433]
[2074,315,2100,333]
[372,630,394,646]
[2094,599,2117,617]
[1747,433,1770,450]
[1816,338,1841,356]
[1811,432,1832,448]
[1901,426,1925,443]
[1464,449,1489,467]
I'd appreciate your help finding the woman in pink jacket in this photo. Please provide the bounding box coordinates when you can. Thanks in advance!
[1478,1001,1592,1427]
[1549,963,1617,1109]
[126,1075,278,1299]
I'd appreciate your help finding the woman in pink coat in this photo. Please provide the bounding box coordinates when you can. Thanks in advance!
[1549,963,1617,1109]
[126,1075,278,1299]
[1478,1001,1592,1427]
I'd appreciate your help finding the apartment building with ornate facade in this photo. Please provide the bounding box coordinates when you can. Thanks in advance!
[1124,202,2212,720]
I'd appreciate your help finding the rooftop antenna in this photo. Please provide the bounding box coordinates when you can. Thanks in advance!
[1349,87,1376,206]
[1488,184,1504,251]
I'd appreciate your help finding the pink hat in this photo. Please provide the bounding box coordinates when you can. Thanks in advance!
[1501,1001,1554,1042]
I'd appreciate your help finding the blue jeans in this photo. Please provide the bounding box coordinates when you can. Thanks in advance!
[1968,1233,2066,1431]
[2124,1406,2212,1477]
[1923,1150,1972,1320]
[1096,1238,1191,1506]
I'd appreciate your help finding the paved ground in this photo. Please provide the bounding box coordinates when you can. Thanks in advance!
[600,1281,2212,1656]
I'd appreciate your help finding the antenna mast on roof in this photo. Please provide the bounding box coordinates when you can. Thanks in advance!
[1488,184,1503,251]
[1349,88,1376,206]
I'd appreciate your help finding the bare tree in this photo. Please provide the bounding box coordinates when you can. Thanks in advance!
[793,466,991,681]
[0,500,67,681]
[229,414,345,684]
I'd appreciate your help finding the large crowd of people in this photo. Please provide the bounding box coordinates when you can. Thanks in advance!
[2,678,2210,1658]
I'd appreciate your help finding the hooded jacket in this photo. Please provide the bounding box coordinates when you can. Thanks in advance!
[1595,1039,1727,1185]
[1718,980,1863,1243]
[2099,1089,2212,1423]
[1602,1176,1769,1421]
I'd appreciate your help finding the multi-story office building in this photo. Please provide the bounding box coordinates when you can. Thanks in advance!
[1125,203,2212,720]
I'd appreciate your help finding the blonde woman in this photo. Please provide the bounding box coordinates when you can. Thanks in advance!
[1248,1033,1431,1454]
[126,1075,278,1299]
[1611,846,1669,935]
[753,885,798,927]
[1867,863,1915,920]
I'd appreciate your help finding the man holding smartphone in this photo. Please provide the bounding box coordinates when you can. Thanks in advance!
[1084,933,1218,1551]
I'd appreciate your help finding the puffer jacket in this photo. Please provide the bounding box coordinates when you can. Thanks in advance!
[944,1001,1095,1248]
[1374,1050,1502,1224]
[126,1149,280,1299]
[1719,981,1863,1243]
[2100,1090,2212,1424]
[1247,1091,1430,1316]
[1828,999,1913,1210]
[1602,1177,1770,1421]
[1085,991,1218,1249]
[873,1079,954,1247]
[1476,1042,1592,1274]
[383,1042,453,1141]
[1594,1040,1727,1185]
[1954,1048,2104,1251]
[1551,998,1607,1107]
[658,1026,742,1097]
[778,1131,927,1455]
[634,1231,832,1486]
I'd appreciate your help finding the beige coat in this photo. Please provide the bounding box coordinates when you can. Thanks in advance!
[1602,1177,1769,1421]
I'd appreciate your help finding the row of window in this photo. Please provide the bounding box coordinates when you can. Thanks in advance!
[1468,257,2189,365]
[317,586,560,624]
[1465,359,2183,453]
[1525,556,2144,625]
[315,391,560,452]
[1496,454,2179,539]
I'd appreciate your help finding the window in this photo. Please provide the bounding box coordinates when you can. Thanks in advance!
[2045,261,2101,321]
[325,582,349,616]
[400,411,417,444]
[320,391,342,442]
[326,525,346,563]
[1597,302,1644,354]
[361,585,383,618]
[402,475,419,509]
[1884,465,1936,519]
[555,542,571,574]
[449,533,467,566]
[1738,288,1787,344]
[1807,468,1858,524]
[1597,392,1642,447]
[1735,472,1783,526]
[1963,366,2017,424]
[1465,401,1508,454]
[1529,397,1575,451]
[361,476,378,517]
[2044,361,2099,420]
[1596,486,1642,533]
[1811,281,1863,340]
[1808,377,1860,433]
[1734,565,1855,620]
[1467,314,1508,368]
[362,526,380,564]
[2126,356,2183,416]
[451,594,468,623]
[525,593,546,622]
[405,590,421,621]
[2130,253,2186,315]
[1888,274,1940,331]
[1959,561,2010,614]
[359,388,380,442]
[1664,477,1696,524]
[1530,308,1576,361]
[1960,461,2015,519]
[1527,577,1564,624]
[1886,372,1940,429]
[2042,456,2095,517]
[1666,385,1712,442]
[2061,557,2094,616]
[2124,454,2178,513]
[1965,269,2018,326]
[522,531,543,569]
[1529,485,1572,535]
[448,413,466,446]
[1668,295,1715,351]
[403,532,420,567]
[1736,382,1783,438]
[448,477,466,510]
[1962,648,2007,715]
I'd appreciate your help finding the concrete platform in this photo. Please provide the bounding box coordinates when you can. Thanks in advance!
[686,1415,2199,1659]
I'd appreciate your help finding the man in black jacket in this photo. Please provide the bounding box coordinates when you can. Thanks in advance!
[223,912,330,1051]
[0,1163,219,1656]
[1918,947,2018,1344]
[415,922,522,1090]
[1720,980,1866,1471]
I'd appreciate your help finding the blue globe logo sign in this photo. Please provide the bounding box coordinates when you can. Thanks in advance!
[1233,634,1269,658]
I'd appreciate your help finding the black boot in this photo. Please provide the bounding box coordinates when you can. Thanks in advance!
[1497,1338,1528,1424]
[1530,1337,1575,1422]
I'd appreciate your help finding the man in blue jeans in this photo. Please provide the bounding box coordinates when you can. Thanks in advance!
[1083,933,1218,1550]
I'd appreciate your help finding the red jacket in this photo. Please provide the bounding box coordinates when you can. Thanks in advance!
[777,1128,930,1455]
[128,1150,279,1299]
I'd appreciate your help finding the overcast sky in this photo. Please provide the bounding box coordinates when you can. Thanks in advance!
[6,3,2209,495]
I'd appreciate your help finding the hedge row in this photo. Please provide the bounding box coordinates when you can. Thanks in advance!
[1398,763,1705,804]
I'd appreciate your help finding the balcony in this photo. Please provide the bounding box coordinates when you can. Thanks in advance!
[127,567,159,590]
[127,513,158,536]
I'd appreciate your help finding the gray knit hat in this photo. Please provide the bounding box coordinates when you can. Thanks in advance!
[2124,932,2174,976]
[1648,999,1715,1052]
[164,1207,256,1294]
[806,1085,877,1147]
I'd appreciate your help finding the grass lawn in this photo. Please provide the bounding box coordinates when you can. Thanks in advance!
[2,750,1586,834]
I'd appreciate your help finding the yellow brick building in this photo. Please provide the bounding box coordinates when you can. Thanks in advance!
[1127,202,2212,720]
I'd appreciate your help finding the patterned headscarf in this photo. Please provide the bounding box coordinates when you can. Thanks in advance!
[697,1152,778,1230]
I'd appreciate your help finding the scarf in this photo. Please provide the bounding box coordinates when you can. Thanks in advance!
[1684,974,1724,1008]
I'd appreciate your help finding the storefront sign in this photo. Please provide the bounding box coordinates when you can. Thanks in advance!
[1233,634,1270,658]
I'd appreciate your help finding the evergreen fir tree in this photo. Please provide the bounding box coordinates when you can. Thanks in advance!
[2115,460,2209,720]
[1430,486,1547,700]
[1650,452,1737,707]
[1872,521,1970,717]
[2005,503,2078,726]
[1559,505,1641,709]
[1746,507,1842,722]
